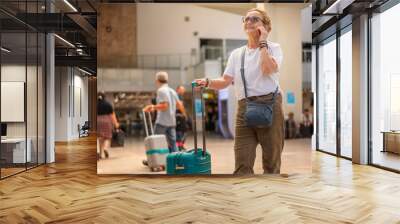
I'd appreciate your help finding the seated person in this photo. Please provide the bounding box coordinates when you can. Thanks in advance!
[300,109,313,138]
[285,112,298,139]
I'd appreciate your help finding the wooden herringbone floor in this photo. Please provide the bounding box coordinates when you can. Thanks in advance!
[1,136,400,224]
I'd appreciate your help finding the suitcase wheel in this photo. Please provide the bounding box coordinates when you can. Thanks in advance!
[151,166,164,172]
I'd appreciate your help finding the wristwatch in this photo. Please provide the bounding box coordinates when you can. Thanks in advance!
[259,41,268,49]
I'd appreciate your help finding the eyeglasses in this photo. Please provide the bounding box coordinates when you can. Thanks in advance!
[242,16,262,24]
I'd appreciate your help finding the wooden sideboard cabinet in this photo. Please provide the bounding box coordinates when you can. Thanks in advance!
[382,131,400,154]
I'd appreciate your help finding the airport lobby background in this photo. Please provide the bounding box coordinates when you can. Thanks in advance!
[96,3,313,174]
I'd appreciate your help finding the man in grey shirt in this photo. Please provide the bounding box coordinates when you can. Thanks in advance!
[143,71,186,152]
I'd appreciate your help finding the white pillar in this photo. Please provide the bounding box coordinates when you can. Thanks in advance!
[54,67,74,141]
[352,14,369,164]
[46,32,55,163]
[311,45,317,150]
[45,0,56,163]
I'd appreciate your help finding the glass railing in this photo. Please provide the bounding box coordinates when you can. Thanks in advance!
[200,46,224,61]
[135,54,199,70]
[133,45,225,70]
[98,46,230,92]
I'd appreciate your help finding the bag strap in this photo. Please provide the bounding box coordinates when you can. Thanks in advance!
[240,46,280,102]
[271,86,279,102]
[240,47,249,100]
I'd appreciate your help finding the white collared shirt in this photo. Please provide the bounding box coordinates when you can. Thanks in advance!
[223,41,283,100]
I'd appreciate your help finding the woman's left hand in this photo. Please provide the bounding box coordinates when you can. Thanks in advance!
[193,78,207,88]
[257,26,268,42]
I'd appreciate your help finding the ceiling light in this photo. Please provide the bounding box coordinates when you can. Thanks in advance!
[63,0,78,12]
[1,47,11,53]
[78,67,93,76]
[323,0,344,14]
[322,0,355,15]
[54,34,75,48]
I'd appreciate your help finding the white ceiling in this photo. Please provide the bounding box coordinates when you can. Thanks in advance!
[195,3,257,16]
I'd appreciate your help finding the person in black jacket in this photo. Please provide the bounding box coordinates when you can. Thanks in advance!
[175,85,188,150]
[97,92,119,159]
[285,112,298,139]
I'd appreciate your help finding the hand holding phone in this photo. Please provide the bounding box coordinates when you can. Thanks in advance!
[257,26,268,42]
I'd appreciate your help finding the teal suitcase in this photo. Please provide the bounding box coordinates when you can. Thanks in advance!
[166,82,211,175]
[166,149,211,174]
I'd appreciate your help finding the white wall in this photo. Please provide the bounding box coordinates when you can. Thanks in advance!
[72,74,89,138]
[1,64,46,163]
[204,60,222,79]
[55,67,89,141]
[1,65,26,81]
[1,65,26,140]
[301,5,312,89]
[301,5,312,43]
[55,67,69,141]
[1,65,39,137]
[137,4,247,55]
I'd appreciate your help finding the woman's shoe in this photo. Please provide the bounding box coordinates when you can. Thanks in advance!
[104,150,109,158]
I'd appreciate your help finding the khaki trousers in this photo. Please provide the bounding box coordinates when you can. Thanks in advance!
[234,93,285,174]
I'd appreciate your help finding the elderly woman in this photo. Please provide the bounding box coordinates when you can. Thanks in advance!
[195,8,284,174]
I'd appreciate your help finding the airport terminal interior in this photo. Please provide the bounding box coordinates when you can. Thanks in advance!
[96,2,313,174]
[1,0,400,223]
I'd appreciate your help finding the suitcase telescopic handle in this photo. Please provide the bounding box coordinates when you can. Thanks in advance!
[192,81,206,156]
[142,110,154,137]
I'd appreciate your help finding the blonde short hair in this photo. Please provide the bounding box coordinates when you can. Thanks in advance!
[246,8,272,32]
[156,71,168,83]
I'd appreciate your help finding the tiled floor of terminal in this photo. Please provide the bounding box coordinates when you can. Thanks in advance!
[97,135,312,175]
